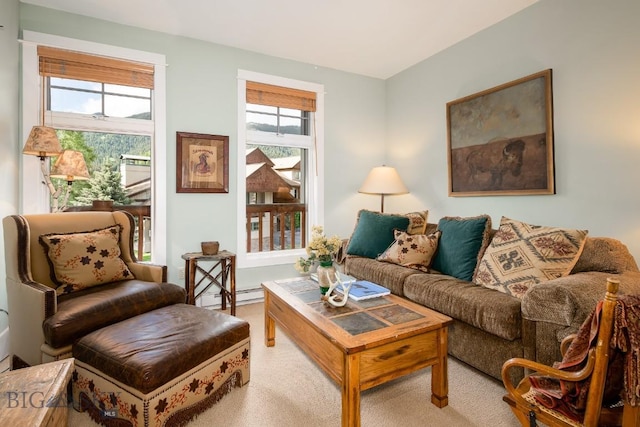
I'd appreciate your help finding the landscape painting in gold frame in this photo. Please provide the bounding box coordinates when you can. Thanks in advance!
[446,69,555,197]
[176,132,229,193]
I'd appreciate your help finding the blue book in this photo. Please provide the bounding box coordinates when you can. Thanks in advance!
[344,280,390,301]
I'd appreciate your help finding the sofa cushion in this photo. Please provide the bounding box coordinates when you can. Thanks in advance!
[571,237,639,274]
[403,273,522,341]
[474,216,588,299]
[346,210,410,259]
[43,280,187,348]
[39,225,134,295]
[431,215,492,281]
[377,230,440,272]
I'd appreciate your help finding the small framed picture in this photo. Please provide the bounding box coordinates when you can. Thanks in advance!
[176,132,229,193]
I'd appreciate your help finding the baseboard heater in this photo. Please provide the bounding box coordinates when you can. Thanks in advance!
[198,287,264,310]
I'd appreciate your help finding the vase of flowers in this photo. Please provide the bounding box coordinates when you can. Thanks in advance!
[294,226,342,294]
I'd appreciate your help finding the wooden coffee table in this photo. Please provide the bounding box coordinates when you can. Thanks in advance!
[262,278,453,427]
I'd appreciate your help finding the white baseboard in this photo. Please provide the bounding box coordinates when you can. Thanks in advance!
[197,287,264,310]
[0,327,9,361]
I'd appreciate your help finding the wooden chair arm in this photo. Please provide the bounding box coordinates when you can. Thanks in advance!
[560,333,577,357]
[502,349,597,403]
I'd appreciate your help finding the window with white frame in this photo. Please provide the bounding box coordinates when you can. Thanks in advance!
[237,71,325,268]
[21,31,167,264]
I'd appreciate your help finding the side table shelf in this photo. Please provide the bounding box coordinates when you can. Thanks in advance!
[181,250,236,315]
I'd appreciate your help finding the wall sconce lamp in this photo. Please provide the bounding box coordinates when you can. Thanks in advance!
[22,129,89,212]
[358,165,409,213]
[50,149,90,211]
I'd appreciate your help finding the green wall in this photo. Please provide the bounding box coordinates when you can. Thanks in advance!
[386,0,640,261]
[18,4,387,290]
[0,0,19,351]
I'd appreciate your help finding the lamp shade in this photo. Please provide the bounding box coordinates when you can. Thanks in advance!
[358,166,408,195]
[22,126,63,157]
[50,150,90,181]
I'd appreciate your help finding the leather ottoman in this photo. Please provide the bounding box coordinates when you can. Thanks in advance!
[71,303,250,427]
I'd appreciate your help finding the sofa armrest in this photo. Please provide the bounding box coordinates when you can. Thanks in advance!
[522,271,640,327]
[126,262,167,282]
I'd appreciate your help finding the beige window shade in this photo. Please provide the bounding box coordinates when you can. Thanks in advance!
[38,46,154,89]
[246,81,316,112]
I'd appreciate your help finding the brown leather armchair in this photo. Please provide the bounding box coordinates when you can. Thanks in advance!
[3,211,185,369]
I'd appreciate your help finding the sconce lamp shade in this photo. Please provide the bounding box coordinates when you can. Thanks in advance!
[50,150,90,182]
[22,126,63,158]
[358,166,409,212]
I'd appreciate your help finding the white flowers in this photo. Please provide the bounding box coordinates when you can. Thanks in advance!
[294,226,342,273]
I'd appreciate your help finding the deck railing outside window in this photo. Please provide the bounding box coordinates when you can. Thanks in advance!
[65,204,151,261]
[246,203,306,253]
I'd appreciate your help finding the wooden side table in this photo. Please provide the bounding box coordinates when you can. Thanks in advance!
[181,250,237,315]
[0,358,74,426]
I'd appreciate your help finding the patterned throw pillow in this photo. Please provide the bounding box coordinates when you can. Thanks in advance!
[377,229,441,272]
[405,210,429,235]
[39,225,134,295]
[473,217,588,299]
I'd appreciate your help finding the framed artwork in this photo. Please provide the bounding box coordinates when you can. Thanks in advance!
[446,69,554,196]
[176,132,229,193]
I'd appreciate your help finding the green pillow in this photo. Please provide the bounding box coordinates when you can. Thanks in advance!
[431,215,491,281]
[346,210,410,259]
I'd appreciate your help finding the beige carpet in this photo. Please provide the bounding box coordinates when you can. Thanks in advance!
[69,302,521,426]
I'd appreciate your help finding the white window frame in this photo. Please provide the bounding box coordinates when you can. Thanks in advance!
[20,31,168,264]
[237,70,325,268]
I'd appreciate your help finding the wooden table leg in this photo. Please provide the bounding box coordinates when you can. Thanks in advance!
[186,259,196,305]
[264,292,275,347]
[220,258,228,312]
[230,254,236,315]
[342,353,361,427]
[430,326,449,407]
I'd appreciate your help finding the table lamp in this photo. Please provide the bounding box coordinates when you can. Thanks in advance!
[358,165,408,212]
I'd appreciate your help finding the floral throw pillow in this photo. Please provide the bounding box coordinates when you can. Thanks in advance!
[39,225,134,295]
[377,229,441,272]
[473,217,588,299]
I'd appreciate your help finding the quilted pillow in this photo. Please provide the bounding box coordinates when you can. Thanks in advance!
[346,210,410,259]
[473,217,588,299]
[377,229,441,272]
[39,225,134,295]
[405,210,429,235]
[431,215,492,281]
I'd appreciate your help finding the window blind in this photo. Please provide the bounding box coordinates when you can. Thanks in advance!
[246,81,316,112]
[38,46,154,89]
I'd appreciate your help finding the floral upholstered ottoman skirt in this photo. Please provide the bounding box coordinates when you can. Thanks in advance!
[71,303,250,427]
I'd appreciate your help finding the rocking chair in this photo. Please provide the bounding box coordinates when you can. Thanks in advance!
[502,278,640,427]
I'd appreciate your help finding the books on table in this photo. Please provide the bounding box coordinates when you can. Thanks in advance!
[345,280,390,301]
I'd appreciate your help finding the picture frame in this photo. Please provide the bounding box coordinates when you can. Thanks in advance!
[446,69,554,197]
[176,132,229,193]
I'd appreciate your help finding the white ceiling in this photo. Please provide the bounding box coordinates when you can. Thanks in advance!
[21,0,538,79]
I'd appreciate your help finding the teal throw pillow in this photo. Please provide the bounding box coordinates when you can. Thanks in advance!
[346,210,410,259]
[431,215,491,281]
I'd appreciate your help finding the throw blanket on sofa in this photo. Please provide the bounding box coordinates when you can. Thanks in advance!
[528,295,640,422]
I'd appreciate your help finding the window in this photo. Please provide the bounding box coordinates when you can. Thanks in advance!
[49,77,152,119]
[21,31,168,264]
[237,71,325,268]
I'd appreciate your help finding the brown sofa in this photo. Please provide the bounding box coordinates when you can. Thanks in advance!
[343,222,640,384]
